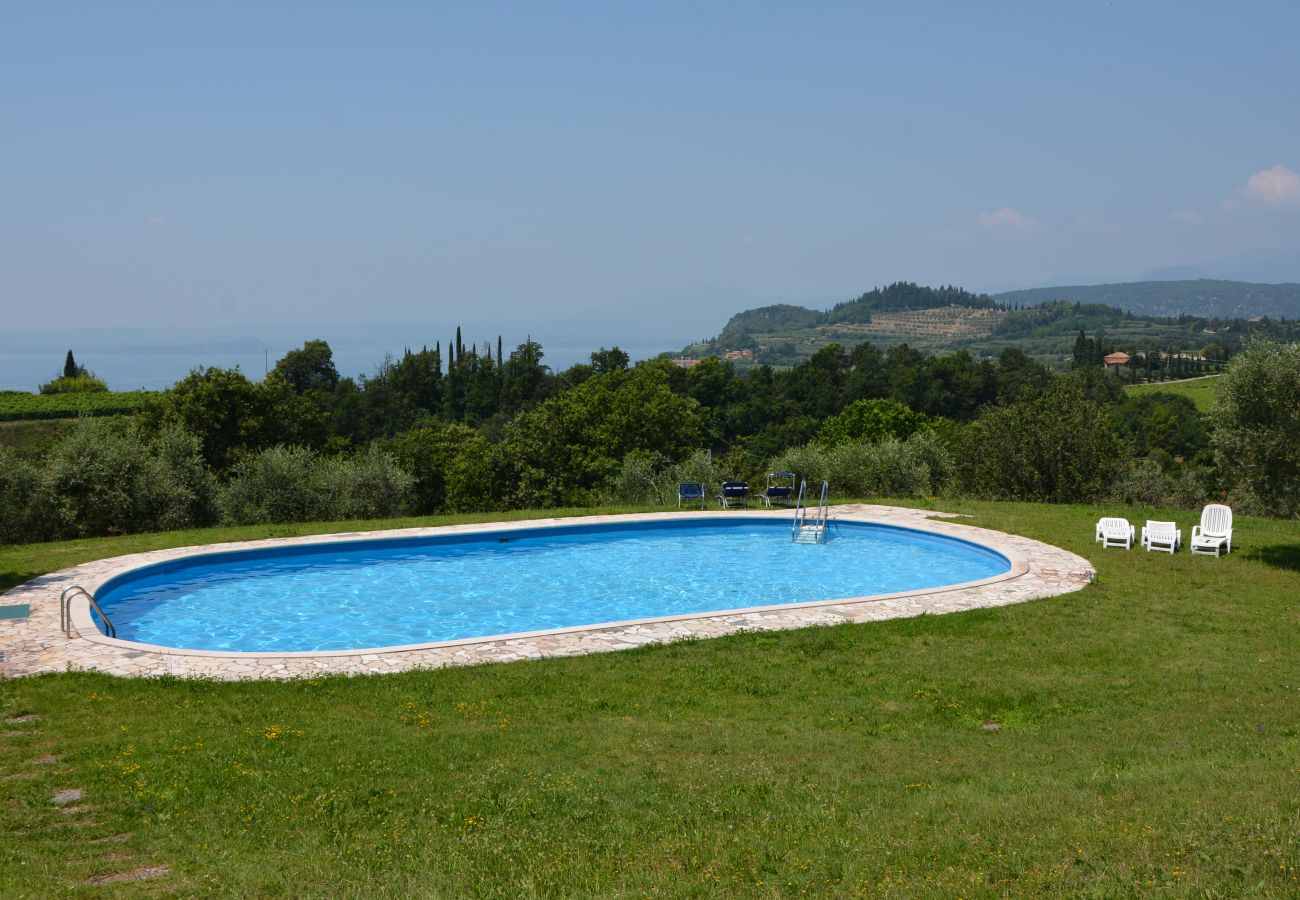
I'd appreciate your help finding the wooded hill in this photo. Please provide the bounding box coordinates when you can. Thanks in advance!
[679,281,1300,368]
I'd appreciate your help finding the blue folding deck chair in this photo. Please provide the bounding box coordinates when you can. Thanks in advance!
[677,482,706,509]
[719,481,750,509]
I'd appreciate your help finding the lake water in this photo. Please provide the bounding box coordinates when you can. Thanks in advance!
[0,339,682,392]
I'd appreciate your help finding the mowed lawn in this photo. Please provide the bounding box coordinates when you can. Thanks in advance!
[1126,375,1221,413]
[2,502,1298,897]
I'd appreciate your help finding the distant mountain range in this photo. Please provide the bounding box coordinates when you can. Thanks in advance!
[994,279,1300,320]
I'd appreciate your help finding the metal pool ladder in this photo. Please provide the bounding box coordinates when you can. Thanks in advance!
[60,585,115,638]
[791,479,830,544]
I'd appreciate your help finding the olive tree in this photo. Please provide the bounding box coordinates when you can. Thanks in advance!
[1212,340,1300,517]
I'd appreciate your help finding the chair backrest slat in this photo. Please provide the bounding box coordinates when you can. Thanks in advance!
[1201,504,1232,536]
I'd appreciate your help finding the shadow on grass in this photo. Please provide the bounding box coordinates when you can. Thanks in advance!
[0,572,44,594]
[1245,544,1300,573]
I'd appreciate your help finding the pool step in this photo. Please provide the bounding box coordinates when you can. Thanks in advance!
[793,525,826,544]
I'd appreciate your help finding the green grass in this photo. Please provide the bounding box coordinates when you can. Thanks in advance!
[0,391,150,422]
[3,501,1299,896]
[1126,374,1221,412]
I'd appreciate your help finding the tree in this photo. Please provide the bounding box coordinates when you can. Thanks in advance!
[273,339,339,395]
[499,364,704,507]
[590,346,630,374]
[42,350,105,393]
[140,367,320,469]
[1212,340,1300,516]
[501,339,551,415]
[817,399,930,448]
[957,381,1127,503]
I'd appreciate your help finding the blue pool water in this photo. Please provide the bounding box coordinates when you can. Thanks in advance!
[93,519,1009,652]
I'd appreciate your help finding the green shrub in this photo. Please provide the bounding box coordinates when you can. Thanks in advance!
[1109,457,1175,507]
[379,423,494,515]
[767,432,952,500]
[0,448,52,544]
[218,446,320,525]
[40,418,214,536]
[142,426,220,531]
[605,449,725,507]
[766,443,831,489]
[219,445,414,525]
[315,446,415,520]
[39,374,109,394]
[607,451,670,505]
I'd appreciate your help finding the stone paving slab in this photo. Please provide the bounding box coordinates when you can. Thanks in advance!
[0,506,1094,681]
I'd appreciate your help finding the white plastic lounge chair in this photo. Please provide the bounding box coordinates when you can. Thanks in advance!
[1191,504,1233,557]
[1095,517,1135,549]
[1141,520,1182,554]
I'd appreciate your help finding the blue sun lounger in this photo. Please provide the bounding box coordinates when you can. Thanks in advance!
[760,472,796,507]
[719,481,750,509]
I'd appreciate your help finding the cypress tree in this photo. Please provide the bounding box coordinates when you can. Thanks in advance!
[63,350,78,378]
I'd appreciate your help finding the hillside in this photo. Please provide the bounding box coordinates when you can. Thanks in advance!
[680,281,1298,368]
[994,279,1300,319]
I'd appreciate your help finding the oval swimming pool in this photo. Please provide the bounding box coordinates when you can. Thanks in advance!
[93,518,1010,653]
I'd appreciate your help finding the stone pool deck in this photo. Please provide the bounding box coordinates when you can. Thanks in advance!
[0,505,1094,681]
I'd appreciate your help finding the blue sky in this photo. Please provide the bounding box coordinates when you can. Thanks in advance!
[3,1,1299,338]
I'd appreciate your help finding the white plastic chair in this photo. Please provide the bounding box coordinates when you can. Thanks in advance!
[1191,504,1233,557]
[1095,517,1136,549]
[1141,520,1182,554]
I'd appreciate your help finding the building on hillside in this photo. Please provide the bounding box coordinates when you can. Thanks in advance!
[722,348,754,361]
[1102,351,1131,369]
[671,357,702,369]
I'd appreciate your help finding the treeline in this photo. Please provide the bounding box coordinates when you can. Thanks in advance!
[0,330,1246,544]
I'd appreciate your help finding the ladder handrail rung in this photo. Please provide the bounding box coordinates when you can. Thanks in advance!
[60,585,116,639]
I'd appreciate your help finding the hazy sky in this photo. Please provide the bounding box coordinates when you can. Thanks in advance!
[4,1,1299,335]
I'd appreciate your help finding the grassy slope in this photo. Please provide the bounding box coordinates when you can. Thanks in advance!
[2,501,1298,897]
[1126,375,1221,413]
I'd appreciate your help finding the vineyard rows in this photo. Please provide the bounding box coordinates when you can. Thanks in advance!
[0,391,150,421]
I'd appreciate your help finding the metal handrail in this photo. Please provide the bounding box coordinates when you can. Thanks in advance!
[60,585,115,638]
[792,479,808,540]
[791,480,831,543]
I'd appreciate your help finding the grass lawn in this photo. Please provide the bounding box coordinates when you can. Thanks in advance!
[2,501,1298,896]
[1126,375,1221,413]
